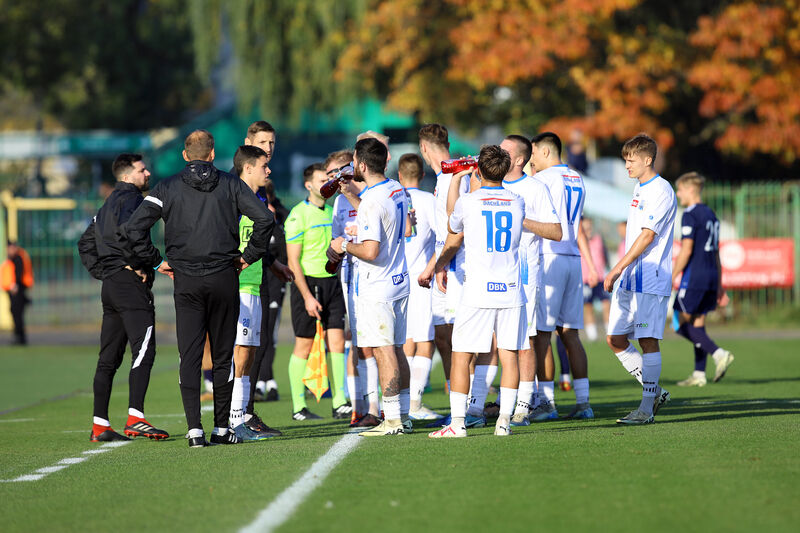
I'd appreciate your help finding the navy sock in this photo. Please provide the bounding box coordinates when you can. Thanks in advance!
[203,369,213,382]
[694,345,707,372]
[686,325,719,357]
[556,337,570,375]
[676,322,692,341]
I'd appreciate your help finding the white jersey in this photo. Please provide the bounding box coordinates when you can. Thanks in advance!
[449,186,526,308]
[503,173,560,283]
[332,193,360,285]
[622,175,677,296]
[355,178,410,302]
[434,171,469,276]
[535,164,585,256]
[404,187,436,274]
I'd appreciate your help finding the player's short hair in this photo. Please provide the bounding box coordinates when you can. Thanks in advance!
[184,130,214,161]
[303,162,326,183]
[324,150,353,169]
[418,123,450,150]
[233,145,268,177]
[246,121,275,140]
[357,130,389,144]
[621,133,657,163]
[398,153,423,182]
[478,144,511,182]
[112,153,143,180]
[504,134,532,164]
[354,137,388,174]
[531,132,562,158]
[676,171,705,191]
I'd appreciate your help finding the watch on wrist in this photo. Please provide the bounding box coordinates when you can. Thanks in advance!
[341,240,349,254]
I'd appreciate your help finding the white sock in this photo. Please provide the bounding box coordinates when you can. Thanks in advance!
[255,380,267,394]
[712,348,726,365]
[468,373,475,398]
[357,359,367,411]
[212,426,228,436]
[586,322,598,341]
[383,394,401,421]
[347,375,357,403]
[204,378,214,393]
[406,355,413,369]
[187,428,203,438]
[615,344,643,384]
[692,370,706,379]
[400,388,410,416]
[93,416,110,427]
[541,380,555,407]
[128,408,144,418]
[514,381,535,415]
[485,364,498,388]
[560,373,571,384]
[450,391,467,428]
[532,378,540,408]
[266,379,278,391]
[365,358,380,415]
[467,365,490,416]
[230,377,244,428]
[573,377,589,405]
[499,387,517,417]
[241,375,251,410]
[639,352,661,415]
[410,356,433,407]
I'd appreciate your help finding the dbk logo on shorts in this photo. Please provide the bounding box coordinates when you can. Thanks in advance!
[487,282,507,292]
[392,273,406,285]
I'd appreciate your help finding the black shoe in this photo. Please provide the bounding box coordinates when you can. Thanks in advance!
[265,388,279,402]
[209,430,241,445]
[332,402,353,419]
[253,389,267,402]
[90,429,130,443]
[246,413,283,437]
[124,418,169,440]
[187,435,210,448]
[292,407,322,421]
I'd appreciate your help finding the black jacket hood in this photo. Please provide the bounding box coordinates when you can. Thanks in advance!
[181,160,220,192]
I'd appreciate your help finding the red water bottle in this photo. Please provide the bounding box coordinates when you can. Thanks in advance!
[440,155,478,174]
[320,163,355,199]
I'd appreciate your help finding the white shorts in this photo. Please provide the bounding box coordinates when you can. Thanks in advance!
[524,283,540,337]
[536,254,584,331]
[356,296,408,347]
[406,276,434,342]
[235,293,262,346]
[607,288,669,340]
[431,281,449,326]
[444,269,464,324]
[452,305,527,353]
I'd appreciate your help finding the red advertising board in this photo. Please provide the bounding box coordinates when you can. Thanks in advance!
[674,238,795,289]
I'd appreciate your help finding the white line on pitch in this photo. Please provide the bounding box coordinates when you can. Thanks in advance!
[239,433,362,533]
[0,441,131,483]
[0,418,35,423]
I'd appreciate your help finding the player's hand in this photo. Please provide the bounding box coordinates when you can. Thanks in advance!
[157,260,174,280]
[436,270,448,293]
[326,244,343,263]
[331,236,346,254]
[134,268,147,283]
[418,265,434,288]
[717,290,730,307]
[344,224,358,237]
[305,295,322,320]
[587,268,600,288]
[234,256,250,273]
[408,208,417,228]
[603,268,621,293]
[270,260,294,283]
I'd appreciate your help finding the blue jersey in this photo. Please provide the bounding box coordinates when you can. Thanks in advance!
[678,203,719,291]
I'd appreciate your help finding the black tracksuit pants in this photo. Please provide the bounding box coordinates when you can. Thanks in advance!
[93,269,156,421]
[246,273,285,414]
[174,268,239,431]
[9,288,27,344]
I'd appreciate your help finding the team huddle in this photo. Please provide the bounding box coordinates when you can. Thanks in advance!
[77,120,735,446]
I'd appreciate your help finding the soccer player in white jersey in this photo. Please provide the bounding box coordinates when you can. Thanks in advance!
[424,144,539,438]
[326,150,381,428]
[529,132,600,421]
[332,138,411,436]
[397,153,440,420]
[417,124,469,393]
[605,134,676,424]
[499,135,563,426]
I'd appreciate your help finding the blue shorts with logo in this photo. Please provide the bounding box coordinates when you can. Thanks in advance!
[673,288,717,316]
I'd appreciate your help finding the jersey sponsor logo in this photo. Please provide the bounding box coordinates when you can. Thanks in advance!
[631,199,639,207]
[389,188,404,198]
[487,282,508,292]
[349,210,357,217]
[392,273,406,285]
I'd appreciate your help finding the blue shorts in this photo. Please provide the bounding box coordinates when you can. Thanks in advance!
[583,283,609,304]
[673,288,717,316]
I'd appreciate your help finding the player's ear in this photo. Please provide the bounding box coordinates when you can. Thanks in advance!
[182,150,190,162]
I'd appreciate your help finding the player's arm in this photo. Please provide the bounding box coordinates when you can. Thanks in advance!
[286,241,321,320]
[119,190,164,270]
[446,169,472,215]
[337,239,379,262]
[577,223,599,287]
[604,229,655,292]
[672,238,693,286]
[434,230,463,273]
[77,217,102,280]
[332,200,380,261]
[339,181,361,210]
[522,218,562,241]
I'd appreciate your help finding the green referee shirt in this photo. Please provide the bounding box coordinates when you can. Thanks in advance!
[284,199,334,278]
[238,214,262,295]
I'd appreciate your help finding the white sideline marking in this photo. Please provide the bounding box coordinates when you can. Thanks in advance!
[239,433,362,533]
[0,418,35,423]
[0,441,131,483]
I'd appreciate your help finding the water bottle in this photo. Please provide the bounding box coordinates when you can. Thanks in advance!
[440,155,478,174]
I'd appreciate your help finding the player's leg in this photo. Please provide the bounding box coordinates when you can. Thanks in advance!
[201,336,214,402]
[583,283,598,341]
[678,289,734,383]
[407,279,438,418]
[531,254,563,420]
[230,294,270,441]
[321,277,350,416]
[558,327,593,419]
[513,282,538,425]
[493,305,526,435]
[675,305,708,386]
[432,279,453,386]
[91,282,129,442]
[288,281,319,420]
[555,336,572,391]
[466,352,492,426]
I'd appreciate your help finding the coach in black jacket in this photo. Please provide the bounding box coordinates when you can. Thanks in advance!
[121,130,293,447]
[78,153,168,443]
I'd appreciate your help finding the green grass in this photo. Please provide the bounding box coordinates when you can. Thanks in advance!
[1,338,799,532]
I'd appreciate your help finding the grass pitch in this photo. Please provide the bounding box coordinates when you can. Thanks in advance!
[1,337,798,532]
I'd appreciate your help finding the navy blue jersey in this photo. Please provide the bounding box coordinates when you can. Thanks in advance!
[678,203,719,291]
